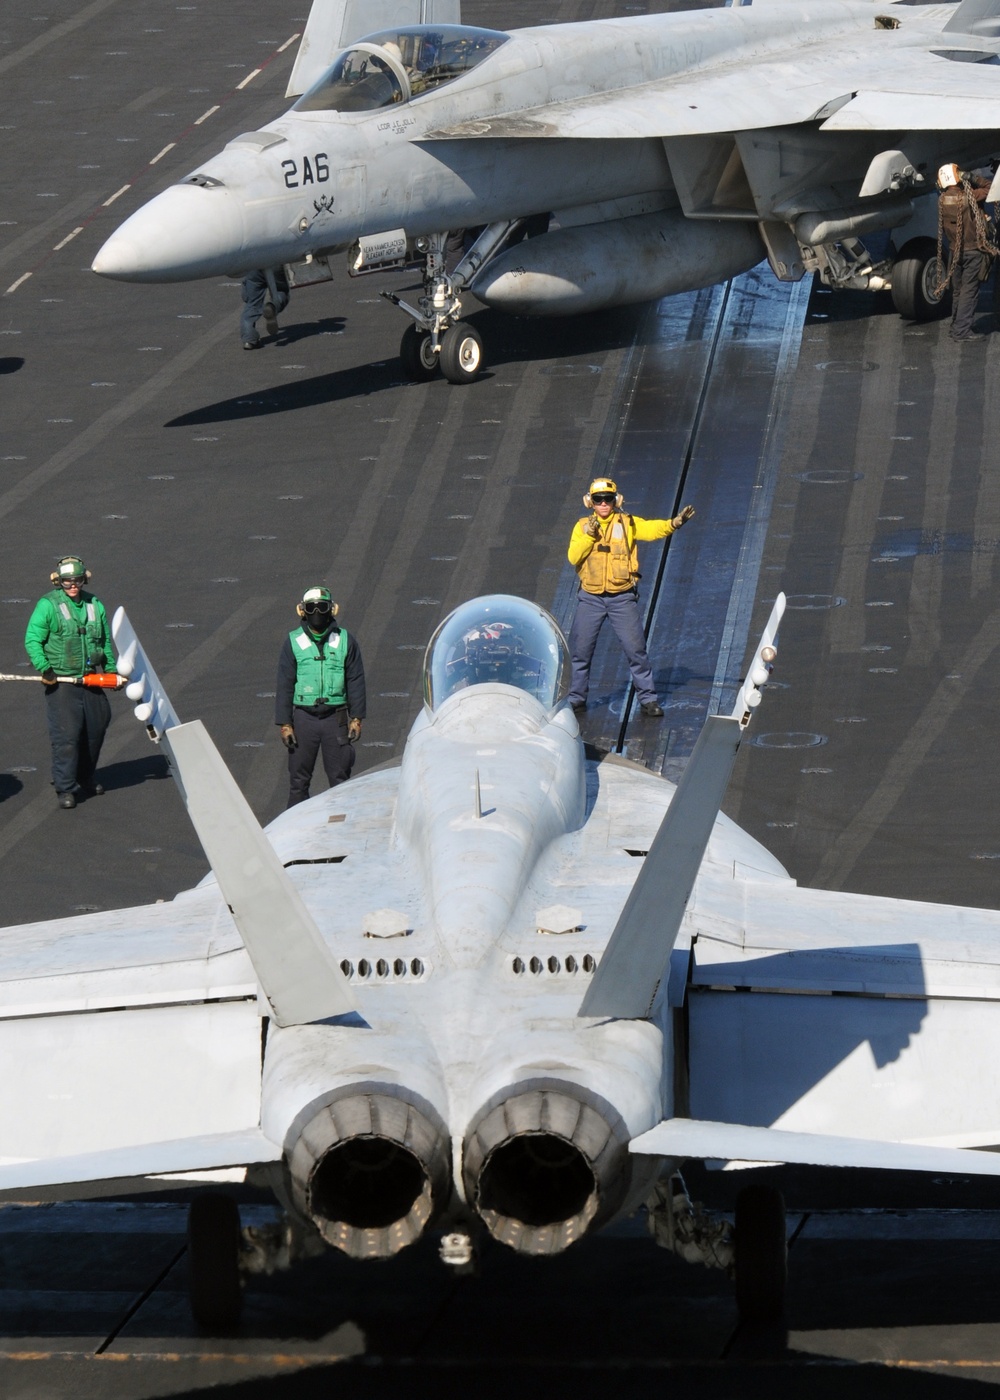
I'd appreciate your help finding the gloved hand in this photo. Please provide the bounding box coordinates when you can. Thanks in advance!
[41,668,57,688]
[280,724,297,751]
[584,515,602,539]
[348,716,362,742]
[672,504,696,529]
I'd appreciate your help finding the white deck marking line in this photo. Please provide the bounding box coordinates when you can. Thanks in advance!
[149,143,176,165]
[236,68,262,89]
[52,227,84,251]
[3,272,32,295]
[193,105,219,124]
[102,184,131,207]
[278,32,302,52]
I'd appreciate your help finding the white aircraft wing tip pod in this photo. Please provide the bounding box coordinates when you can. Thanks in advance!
[578,595,786,1021]
[630,1118,1000,1177]
[111,605,182,741]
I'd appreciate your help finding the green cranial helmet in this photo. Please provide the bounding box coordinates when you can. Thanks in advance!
[52,555,88,584]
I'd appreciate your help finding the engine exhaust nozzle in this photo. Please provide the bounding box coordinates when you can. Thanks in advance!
[286,1087,450,1260]
[463,1083,632,1255]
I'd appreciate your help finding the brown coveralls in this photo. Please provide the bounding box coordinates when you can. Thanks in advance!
[940,178,992,341]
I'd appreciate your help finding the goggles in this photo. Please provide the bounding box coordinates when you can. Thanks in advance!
[303,600,333,614]
[591,493,617,505]
[61,575,85,585]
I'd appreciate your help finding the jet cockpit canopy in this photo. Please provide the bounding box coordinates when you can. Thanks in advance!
[423,595,568,712]
[294,24,509,113]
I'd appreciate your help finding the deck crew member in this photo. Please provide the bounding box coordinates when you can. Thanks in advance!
[275,586,366,807]
[24,555,117,809]
[565,478,694,718]
[937,163,996,343]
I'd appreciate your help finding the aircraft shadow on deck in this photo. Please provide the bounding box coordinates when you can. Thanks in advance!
[0,775,23,804]
[90,754,171,792]
[166,306,651,425]
[0,358,24,375]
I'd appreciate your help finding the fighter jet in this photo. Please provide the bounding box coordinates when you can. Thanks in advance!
[3,592,1000,1329]
[92,0,1000,381]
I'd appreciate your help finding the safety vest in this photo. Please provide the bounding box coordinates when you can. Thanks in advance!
[290,625,349,707]
[576,513,639,595]
[38,589,108,676]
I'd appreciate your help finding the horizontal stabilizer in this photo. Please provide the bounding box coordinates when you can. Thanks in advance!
[630,1118,1000,1176]
[579,594,785,1020]
[164,720,361,1028]
[286,0,462,98]
[0,1129,281,1195]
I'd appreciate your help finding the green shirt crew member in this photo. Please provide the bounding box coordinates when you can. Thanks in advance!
[24,555,117,808]
[275,586,367,808]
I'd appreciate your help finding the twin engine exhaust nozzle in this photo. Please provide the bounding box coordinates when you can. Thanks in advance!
[283,1082,637,1261]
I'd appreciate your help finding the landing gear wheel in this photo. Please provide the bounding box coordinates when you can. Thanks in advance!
[891,236,950,321]
[440,321,484,384]
[734,1184,787,1325]
[400,324,438,381]
[188,1193,243,1330]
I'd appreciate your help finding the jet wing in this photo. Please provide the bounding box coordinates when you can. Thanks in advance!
[427,43,1000,141]
[683,874,1000,1151]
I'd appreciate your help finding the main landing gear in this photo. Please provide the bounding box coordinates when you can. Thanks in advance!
[382,221,519,385]
[890,236,950,321]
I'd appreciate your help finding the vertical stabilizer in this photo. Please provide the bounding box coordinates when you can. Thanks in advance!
[579,594,786,1020]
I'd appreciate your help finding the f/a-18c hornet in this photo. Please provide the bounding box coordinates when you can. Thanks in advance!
[2,593,1000,1328]
[92,0,1000,382]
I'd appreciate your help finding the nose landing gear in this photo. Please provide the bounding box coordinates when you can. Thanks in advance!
[382,221,519,384]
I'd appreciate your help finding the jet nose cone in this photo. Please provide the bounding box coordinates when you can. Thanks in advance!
[92,183,246,283]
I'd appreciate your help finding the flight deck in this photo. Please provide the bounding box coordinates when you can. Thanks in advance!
[2,0,1000,1394]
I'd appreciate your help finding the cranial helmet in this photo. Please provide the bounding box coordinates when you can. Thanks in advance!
[50,555,91,585]
[296,585,339,620]
[937,163,961,190]
[583,477,623,509]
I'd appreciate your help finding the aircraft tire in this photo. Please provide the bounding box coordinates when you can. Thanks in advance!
[399,325,438,381]
[891,237,949,321]
[188,1193,243,1330]
[440,322,484,384]
[733,1184,787,1325]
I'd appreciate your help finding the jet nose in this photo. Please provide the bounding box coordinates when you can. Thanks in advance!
[92,183,246,283]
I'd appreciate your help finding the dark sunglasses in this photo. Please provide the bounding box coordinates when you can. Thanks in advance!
[591,493,616,505]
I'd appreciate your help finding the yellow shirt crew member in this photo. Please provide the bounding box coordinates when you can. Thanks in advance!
[565,477,695,718]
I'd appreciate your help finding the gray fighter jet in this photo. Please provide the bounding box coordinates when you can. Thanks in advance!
[92,0,1000,381]
[3,593,1000,1329]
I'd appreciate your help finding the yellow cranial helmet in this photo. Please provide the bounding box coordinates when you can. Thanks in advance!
[583,477,623,508]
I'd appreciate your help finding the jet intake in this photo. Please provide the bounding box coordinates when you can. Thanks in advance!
[463,1083,632,1254]
[469,210,763,317]
[286,1087,450,1260]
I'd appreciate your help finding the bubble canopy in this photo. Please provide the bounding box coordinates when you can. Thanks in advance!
[423,596,569,712]
[294,25,509,113]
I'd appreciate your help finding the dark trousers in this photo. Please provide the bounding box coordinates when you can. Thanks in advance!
[45,683,111,794]
[287,707,355,807]
[240,269,290,342]
[950,251,987,340]
[566,587,657,706]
